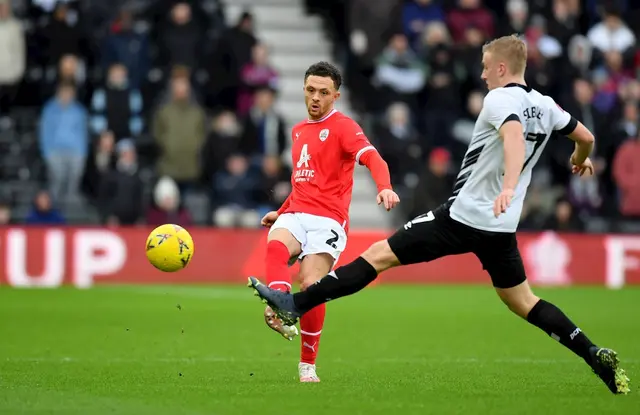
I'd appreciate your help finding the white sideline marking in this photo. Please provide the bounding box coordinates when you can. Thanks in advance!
[5,357,639,364]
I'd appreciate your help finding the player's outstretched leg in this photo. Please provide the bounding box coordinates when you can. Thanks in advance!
[262,228,301,340]
[248,240,398,323]
[497,281,630,394]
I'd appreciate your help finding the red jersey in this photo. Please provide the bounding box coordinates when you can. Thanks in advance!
[279,109,388,228]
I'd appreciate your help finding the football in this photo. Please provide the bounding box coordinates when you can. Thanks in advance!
[145,224,194,272]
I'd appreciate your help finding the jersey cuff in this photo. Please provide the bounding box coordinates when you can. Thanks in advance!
[355,145,375,164]
[557,116,578,135]
[501,114,521,127]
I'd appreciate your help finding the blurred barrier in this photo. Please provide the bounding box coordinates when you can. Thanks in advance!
[0,227,639,288]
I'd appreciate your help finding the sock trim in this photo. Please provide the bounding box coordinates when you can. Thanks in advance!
[268,281,292,289]
[300,329,322,336]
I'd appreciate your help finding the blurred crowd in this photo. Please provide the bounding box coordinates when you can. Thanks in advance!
[311,0,640,232]
[0,0,290,228]
[1,0,639,233]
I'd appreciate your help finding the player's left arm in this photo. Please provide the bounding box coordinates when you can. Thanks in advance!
[484,90,526,216]
[339,120,400,211]
[549,100,595,176]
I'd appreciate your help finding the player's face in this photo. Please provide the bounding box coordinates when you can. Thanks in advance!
[480,52,507,91]
[304,75,340,120]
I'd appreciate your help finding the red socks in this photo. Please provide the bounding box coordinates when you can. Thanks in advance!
[300,303,325,365]
[265,240,292,292]
[265,239,326,365]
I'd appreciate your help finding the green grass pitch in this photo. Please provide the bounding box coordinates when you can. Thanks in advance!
[1,285,638,415]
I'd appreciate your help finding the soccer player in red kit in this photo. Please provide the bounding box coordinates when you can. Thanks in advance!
[258,62,400,382]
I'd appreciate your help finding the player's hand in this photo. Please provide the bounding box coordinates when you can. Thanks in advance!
[493,188,514,218]
[377,189,400,211]
[570,156,594,177]
[261,211,279,228]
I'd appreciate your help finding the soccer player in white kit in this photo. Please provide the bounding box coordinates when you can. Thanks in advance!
[248,35,631,394]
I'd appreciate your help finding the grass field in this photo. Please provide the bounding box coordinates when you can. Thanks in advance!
[1,285,638,415]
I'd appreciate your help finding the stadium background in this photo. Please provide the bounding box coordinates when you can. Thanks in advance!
[0,0,638,287]
[1,1,639,414]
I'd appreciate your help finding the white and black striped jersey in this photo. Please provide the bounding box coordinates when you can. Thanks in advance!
[448,83,577,233]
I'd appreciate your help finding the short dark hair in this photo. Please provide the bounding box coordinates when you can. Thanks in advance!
[304,61,342,90]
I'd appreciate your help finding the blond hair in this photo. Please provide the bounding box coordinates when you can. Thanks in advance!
[482,34,527,76]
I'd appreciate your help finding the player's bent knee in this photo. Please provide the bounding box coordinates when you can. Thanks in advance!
[496,281,540,319]
[361,240,400,273]
[267,228,302,256]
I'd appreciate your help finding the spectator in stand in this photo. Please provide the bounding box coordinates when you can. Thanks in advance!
[407,147,453,220]
[0,0,25,123]
[547,0,582,47]
[613,130,640,218]
[455,25,485,92]
[255,155,291,216]
[587,5,636,57]
[237,43,279,117]
[201,110,243,186]
[152,73,206,190]
[41,2,86,66]
[543,197,585,232]
[375,101,423,190]
[25,190,65,225]
[346,0,404,111]
[45,54,87,104]
[519,186,551,230]
[417,21,451,57]
[146,175,192,227]
[97,139,144,225]
[39,81,88,205]
[499,0,528,38]
[446,0,494,44]
[567,170,602,217]
[0,198,12,225]
[423,42,464,147]
[82,130,115,201]
[90,63,144,140]
[213,154,260,228]
[101,8,150,89]
[240,87,287,161]
[207,11,257,110]
[565,35,593,80]
[154,65,204,107]
[522,31,551,93]
[591,50,634,115]
[615,101,640,140]
[158,2,204,71]
[373,33,426,110]
[450,90,483,161]
[401,0,445,51]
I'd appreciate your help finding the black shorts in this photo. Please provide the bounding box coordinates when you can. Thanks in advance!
[387,204,526,289]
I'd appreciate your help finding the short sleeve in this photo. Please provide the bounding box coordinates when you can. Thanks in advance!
[339,118,376,164]
[482,89,523,130]
[548,99,577,135]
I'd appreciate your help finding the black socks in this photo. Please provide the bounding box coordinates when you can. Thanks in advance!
[292,257,378,312]
[527,299,596,363]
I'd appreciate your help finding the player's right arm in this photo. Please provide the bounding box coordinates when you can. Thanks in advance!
[261,197,290,228]
[483,89,525,216]
[549,101,595,175]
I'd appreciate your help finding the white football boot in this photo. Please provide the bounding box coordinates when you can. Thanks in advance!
[264,306,299,340]
[298,362,320,383]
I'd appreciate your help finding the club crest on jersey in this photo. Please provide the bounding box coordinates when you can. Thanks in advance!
[319,129,329,142]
